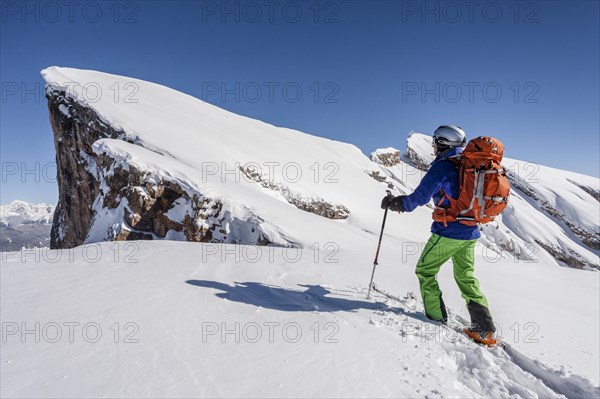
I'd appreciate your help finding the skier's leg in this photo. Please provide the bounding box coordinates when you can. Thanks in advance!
[415,234,457,321]
[452,240,495,332]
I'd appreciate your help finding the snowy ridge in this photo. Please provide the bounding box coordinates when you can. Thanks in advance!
[0,200,54,226]
[370,147,401,167]
[41,66,598,270]
[0,201,54,251]
[403,132,435,170]
[42,66,385,249]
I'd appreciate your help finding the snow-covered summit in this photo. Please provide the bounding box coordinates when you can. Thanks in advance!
[370,147,401,167]
[42,66,386,249]
[404,132,435,170]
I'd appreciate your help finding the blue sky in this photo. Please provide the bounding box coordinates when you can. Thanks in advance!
[1,0,598,204]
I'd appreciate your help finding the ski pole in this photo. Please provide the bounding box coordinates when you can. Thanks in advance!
[367,190,394,300]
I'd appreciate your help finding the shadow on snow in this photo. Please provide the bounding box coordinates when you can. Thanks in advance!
[186,280,413,315]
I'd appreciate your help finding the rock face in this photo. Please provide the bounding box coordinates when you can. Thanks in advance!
[366,170,395,189]
[404,133,434,171]
[370,148,401,167]
[46,89,279,249]
[45,85,345,249]
[46,88,123,248]
[569,179,600,203]
[95,155,227,243]
[239,165,349,220]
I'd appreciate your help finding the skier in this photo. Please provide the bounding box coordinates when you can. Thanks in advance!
[381,125,497,346]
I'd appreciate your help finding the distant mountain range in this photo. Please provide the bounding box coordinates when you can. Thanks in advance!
[0,200,55,251]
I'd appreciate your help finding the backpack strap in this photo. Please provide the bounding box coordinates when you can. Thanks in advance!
[443,154,461,164]
[432,155,462,227]
[434,190,455,227]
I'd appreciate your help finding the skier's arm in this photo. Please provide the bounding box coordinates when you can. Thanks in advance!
[401,163,446,212]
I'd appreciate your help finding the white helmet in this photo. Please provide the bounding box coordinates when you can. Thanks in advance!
[433,125,467,149]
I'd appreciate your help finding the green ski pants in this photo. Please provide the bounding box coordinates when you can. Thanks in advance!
[416,233,490,321]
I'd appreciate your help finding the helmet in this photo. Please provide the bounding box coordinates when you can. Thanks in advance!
[433,125,467,149]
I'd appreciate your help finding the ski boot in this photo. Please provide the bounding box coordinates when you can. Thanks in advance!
[464,328,497,347]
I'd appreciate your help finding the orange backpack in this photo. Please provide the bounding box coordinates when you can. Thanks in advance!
[433,136,510,226]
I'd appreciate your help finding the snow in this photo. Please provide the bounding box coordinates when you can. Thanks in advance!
[58,104,71,117]
[0,200,54,226]
[43,66,385,248]
[372,147,399,155]
[164,197,191,221]
[5,66,594,396]
[406,132,436,165]
[503,157,599,236]
[1,241,598,398]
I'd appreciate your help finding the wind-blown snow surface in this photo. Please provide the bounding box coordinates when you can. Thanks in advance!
[1,242,598,398]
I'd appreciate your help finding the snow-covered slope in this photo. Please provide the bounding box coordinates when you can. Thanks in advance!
[1,241,598,398]
[0,201,54,251]
[42,67,387,250]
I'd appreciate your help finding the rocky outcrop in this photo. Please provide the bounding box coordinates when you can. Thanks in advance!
[535,241,595,270]
[404,134,434,171]
[370,148,401,167]
[404,147,430,171]
[239,165,349,220]
[96,154,224,243]
[46,87,125,248]
[539,202,600,251]
[568,179,600,203]
[366,170,395,190]
[46,87,275,249]
[506,171,539,200]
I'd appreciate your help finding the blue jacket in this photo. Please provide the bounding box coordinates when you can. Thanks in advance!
[401,147,480,240]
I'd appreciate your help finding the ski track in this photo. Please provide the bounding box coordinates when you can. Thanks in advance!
[363,285,599,399]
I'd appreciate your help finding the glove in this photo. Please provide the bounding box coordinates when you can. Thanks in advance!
[388,196,406,212]
[381,195,406,212]
[380,195,392,209]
